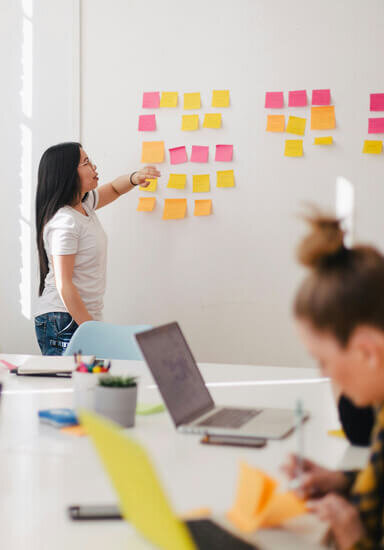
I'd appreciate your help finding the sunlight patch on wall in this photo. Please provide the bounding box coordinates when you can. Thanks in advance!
[336,176,354,248]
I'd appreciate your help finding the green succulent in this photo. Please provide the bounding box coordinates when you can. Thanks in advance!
[98,375,137,388]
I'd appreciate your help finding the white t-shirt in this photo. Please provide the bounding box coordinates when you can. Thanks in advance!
[35,190,108,320]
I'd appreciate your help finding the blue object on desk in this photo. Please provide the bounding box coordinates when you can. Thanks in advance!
[38,408,78,428]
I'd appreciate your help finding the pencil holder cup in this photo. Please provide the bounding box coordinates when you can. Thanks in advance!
[72,371,108,412]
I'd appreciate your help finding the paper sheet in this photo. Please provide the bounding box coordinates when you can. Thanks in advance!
[169,146,188,164]
[141,141,165,163]
[137,197,156,212]
[163,199,187,220]
[167,174,187,190]
[310,106,335,130]
[362,140,383,154]
[314,136,333,145]
[286,116,306,136]
[212,89,230,107]
[192,174,210,193]
[203,113,222,129]
[138,114,156,131]
[194,200,212,216]
[266,115,285,133]
[182,115,199,131]
[215,144,233,161]
[217,169,235,187]
[160,92,178,108]
[311,89,331,106]
[191,145,209,163]
[370,93,384,111]
[183,92,201,110]
[142,92,160,109]
[265,91,284,109]
[368,118,384,133]
[140,178,157,192]
[288,90,307,107]
[284,140,303,157]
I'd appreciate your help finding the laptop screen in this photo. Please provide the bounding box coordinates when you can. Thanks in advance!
[135,323,215,427]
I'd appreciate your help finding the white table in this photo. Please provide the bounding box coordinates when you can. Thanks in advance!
[0,355,369,550]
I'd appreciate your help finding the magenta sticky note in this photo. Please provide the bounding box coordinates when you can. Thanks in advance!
[370,93,384,112]
[142,92,160,108]
[312,89,331,105]
[169,146,188,165]
[138,114,156,131]
[288,90,307,107]
[265,92,284,108]
[368,118,384,134]
[191,146,209,163]
[215,144,233,162]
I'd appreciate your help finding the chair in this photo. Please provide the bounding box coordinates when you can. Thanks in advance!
[64,321,151,360]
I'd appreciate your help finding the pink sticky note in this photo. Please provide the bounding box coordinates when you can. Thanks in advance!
[370,93,384,112]
[265,92,284,108]
[368,118,384,133]
[312,89,331,105]
[138,114,156,131]
[288,90,307,107]
[191,146,209,163]
[169,146,188,165]
[215,144,233,162]
[142,92,160,108]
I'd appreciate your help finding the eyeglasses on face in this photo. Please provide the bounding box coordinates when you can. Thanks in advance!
[79,157,96,168]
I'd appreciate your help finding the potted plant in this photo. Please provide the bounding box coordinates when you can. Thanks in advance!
[94,376,138,427]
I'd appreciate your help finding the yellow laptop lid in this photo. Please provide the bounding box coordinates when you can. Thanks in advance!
[80,411,196,550]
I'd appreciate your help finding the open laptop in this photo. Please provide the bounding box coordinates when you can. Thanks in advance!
[135,322,303,439]
[81,410,258,550]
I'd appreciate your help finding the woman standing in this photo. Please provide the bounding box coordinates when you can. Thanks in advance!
[34,142,159,355]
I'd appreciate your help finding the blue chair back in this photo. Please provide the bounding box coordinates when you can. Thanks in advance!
[64,321,151,360]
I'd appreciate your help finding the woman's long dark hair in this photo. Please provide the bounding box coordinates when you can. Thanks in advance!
[36,142,82,296]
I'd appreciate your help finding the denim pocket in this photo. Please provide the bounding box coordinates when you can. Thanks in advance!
[54,313,76,336]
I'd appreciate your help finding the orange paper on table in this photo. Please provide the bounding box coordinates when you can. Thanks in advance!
[266,115,285,132]
[162,199,187,220]
[141,141,165,163]
[194,200,212,216]
[311,106,335,130]
[137,197,156,212]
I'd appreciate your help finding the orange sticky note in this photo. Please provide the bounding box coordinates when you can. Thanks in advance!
[266,115,285,132]
[259,492,307,528]
[141,141,165,163]
[137,197,156,212]
[311,106,336,130]
[217,169,235,188]
[61,425,87,437]
[194,200,212,216]
[162,199,187,220]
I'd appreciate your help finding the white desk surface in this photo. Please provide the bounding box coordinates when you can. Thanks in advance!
[0,354,369,550]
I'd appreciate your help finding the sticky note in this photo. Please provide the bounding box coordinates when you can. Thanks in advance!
[140,178,157,192]
[167,174,187,190]
[194,200,212,216]
[141,141,164,163]
[259,492,307,528]
[191,146,209,163]
[265,92,284,109]
[203,113,222,129]
[212,90,230,108]
[328,428,346,439]
[215,144,233,161]
[138,114,156,131]
[169,146,188,164]
[310,106,335,130]
[362,140,383,154]
[217,169,235,188]
[163,199,187,220]
[183,93,201,110]
[61,425,87,437]
[266,115,285,133]
[182,115,199,131]
[137,197,156,212]
[370,93,384,111]
[142,92,160,109]
[314,136,333,145]
[284,140,303,157]
[286,116,306,136]
[160,92,178,108]
[193,174,210,193]
[311,89,331,105]
[288,90,307,107]
[368,118,384,133]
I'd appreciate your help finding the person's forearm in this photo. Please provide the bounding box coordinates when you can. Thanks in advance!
[110,174,136,195]
[58,282,93,325]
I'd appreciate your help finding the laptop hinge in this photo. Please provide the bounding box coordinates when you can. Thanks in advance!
[176,404,216,427]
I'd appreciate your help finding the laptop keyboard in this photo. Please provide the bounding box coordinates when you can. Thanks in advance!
[186,518,258,550]
[196,408,260,429]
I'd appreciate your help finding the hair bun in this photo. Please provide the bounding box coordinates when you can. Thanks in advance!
[297,208,346,269]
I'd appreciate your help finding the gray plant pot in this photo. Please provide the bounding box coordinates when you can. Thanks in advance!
[94,385,137,427]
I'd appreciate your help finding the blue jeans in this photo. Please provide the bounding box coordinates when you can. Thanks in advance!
[34,312,78,356]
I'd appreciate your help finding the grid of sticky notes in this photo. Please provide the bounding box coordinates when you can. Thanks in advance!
[363,93,384,154]
[137,90,234,219]
[265,89,336,157]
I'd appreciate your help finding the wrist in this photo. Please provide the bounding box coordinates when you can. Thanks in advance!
[130,171,139,186]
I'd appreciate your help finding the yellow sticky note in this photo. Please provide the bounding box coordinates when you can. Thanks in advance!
[266,115,285,132]
[311,106,336,130]
[182,115,199,131]
[167,174,187,190]
[183,92,201,110]
[328,428,346,438]
[194,200,212,216]
[163,199,187,220]
[160,92,178,108]
[259,492,307,528]
[284,140,303,157]
[212,90,230,108]
[141,141,165,163]
[314,136,333,145]
[362,140,383,154]
[217,169,235,188]
[286,116,306,136]
[137,197,156,212]
[192,174,210,193]
[140,178,157,192]
[203,113,222,129]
